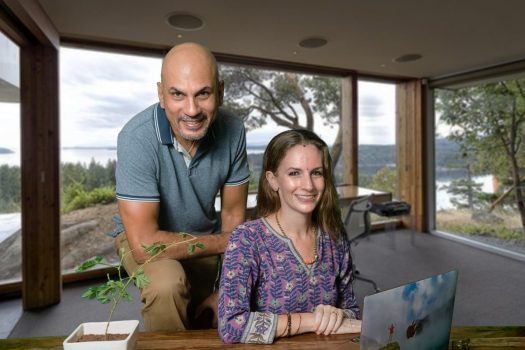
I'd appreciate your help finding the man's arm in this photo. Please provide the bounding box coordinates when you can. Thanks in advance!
[118,183,246,263]
[219,182,249,237]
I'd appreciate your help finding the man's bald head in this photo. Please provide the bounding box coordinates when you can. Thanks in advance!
[161,42,219,87]
[156,42,224,146]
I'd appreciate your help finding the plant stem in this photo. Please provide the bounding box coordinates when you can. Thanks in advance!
[103,234,199,337]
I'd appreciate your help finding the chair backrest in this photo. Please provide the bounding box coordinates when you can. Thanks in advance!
[344,195,373,242]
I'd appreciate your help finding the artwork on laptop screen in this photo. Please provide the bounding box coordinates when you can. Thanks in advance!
[360,270,458,350]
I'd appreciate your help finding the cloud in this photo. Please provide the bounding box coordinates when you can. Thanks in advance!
[61,48,160,86]
[359,94,385,118]
[59,48,161,144]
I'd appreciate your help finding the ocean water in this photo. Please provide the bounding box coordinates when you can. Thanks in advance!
[0,212,20,243]
[0,147,265,167]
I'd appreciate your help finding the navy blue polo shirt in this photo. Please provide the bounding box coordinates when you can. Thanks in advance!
[116,103,250,235]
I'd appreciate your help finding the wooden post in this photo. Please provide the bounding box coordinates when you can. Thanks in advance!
[342,74,358,185]
[20,43,61,309]
[396,80,427,232]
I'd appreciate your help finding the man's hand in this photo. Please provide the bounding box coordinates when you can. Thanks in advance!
[195,291,219,328]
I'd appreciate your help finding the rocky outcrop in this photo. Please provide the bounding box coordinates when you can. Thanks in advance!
[0,228,22,280]
[0,203,119,280]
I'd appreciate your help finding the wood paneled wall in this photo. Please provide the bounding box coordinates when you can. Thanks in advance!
[396,80,428,232]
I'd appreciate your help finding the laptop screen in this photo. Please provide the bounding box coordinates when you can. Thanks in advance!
[360,270,458,350]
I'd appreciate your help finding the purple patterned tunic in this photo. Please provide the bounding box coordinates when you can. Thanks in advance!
[218,218,360,344]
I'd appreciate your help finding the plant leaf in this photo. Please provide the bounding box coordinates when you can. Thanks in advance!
[187,243,196,255]
[75,256,104,272]
[134,271,150,289]
[142,242,167,256]
[196,242,205,250]
[81,286,99,299]
[121,290,133,302]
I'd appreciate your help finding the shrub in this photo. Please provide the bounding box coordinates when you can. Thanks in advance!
[62,183,115,213]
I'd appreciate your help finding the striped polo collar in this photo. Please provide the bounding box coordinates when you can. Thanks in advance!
[152,103,218,148]
[153,103,174,145]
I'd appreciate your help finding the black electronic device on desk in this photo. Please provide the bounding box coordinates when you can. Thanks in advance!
[371,200,411,217]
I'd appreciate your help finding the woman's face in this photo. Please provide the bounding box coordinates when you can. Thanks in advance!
[266,144,325,216]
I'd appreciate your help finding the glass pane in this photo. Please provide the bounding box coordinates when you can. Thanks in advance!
[358,81,397,196]
[59,47,161,274]
[435,78,525,258]
[0,31,21,284]
[220,63,343,191]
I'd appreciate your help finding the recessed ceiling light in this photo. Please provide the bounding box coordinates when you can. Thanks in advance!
[393,54,422,63]
[298,37,328,49]
[166,12,205,31]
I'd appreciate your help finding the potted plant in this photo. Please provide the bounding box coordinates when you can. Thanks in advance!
[63,233,204,350]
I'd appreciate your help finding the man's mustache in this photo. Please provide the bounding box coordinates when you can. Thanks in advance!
[180,114,206,122]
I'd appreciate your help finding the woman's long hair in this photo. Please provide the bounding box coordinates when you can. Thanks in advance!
[256,129,345,240]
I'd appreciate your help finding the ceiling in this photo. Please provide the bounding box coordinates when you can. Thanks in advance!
[37,0,525,80]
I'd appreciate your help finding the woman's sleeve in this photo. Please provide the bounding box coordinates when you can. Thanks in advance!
[337,238,361,319]
[218,225,278,344]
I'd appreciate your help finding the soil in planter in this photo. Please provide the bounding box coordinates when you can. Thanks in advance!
[75,333,129,342]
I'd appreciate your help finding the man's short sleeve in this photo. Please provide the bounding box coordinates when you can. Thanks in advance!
[116,128,160,202]
[225,120,250,186]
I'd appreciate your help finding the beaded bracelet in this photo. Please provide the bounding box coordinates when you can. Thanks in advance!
[287,312,292,337]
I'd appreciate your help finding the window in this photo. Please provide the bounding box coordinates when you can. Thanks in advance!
[434,77,525,258]
[220,63,344,190]
[56,48,347,275]
[357,81,397,196]
[0,31,21,284]
[59,47,161,274]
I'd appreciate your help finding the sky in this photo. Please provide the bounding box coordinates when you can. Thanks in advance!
[0,44,398,152]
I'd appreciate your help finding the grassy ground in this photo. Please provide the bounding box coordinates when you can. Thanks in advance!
[436,208,525,255]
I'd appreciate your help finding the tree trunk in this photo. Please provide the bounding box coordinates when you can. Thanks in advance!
[330,126,343,170]
[466,164,474,210]
[510,157,525,234]
[488,175,525,213]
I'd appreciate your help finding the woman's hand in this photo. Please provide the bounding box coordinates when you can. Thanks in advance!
[313,304,345,335]
[332,318,362,334]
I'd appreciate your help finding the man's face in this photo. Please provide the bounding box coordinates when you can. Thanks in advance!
[157,59,223,143]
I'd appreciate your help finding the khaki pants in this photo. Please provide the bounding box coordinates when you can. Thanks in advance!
[115,233,219,331]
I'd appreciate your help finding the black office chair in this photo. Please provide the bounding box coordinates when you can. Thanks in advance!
[344,195,381,293]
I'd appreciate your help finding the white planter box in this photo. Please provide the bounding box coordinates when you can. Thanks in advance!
[63,320,139,350]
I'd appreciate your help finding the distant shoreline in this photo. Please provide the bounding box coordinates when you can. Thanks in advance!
[0,147,13,154]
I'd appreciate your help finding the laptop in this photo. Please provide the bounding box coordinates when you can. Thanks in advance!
[358,270,458,350]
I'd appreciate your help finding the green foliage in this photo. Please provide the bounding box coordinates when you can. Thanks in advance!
[435,80,525,229]
[441,178,484,210]
[0,160,117,213]
[0,164,21,212]
[62,159,116,191]
[62,184,115,213]
[369,166,398,197]
[76,238,204,336]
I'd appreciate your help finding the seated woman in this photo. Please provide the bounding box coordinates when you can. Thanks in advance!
[218,129,361,344]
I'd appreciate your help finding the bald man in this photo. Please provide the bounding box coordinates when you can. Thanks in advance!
[113,43,250,331]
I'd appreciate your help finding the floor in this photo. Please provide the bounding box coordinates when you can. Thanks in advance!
[2,229,525,338]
